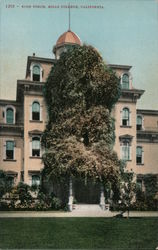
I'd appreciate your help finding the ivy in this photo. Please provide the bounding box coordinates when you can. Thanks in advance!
[42,45,123,194]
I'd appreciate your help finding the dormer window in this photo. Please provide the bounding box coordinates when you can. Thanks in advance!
[32,102,40,121]
[137,115,142,130]
[33,65,40,81]
[122,74,129,89]
[122,108,130,126]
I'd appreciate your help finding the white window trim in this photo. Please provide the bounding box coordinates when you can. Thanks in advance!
[120,139,132,161]
[30,100,42,122]
[30,63,43,82]
[121,72,132,89]
[121,107,131,126]
[30,135,41,157]
[5,105,16,124]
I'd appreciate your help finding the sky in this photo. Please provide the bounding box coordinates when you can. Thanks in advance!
[0,0,158,109]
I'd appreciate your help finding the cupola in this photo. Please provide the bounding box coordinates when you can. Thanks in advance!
[53,30,81,59]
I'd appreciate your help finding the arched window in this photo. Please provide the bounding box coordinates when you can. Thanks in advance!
[122,141,130,161]
[136,146,143,164]
[122,74,129,89]
[33,65,40,81]
[6,108,14,124]
[32,102,40,121]
[122,108,130,126]
[137,115,142,130]
[32,175,40,186]
[32,137,40,157]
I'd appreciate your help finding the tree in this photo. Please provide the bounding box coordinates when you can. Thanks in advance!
[42,45,122,200]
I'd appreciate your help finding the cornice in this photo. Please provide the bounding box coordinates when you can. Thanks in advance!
[137,109,158,116]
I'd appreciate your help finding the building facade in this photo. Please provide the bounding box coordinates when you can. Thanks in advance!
[0,30,158,190]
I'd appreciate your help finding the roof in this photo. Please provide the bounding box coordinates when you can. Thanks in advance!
[109,64,132,70]
[56,30,81,47]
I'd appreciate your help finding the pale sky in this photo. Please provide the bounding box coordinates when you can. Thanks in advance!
[0,0,158,110]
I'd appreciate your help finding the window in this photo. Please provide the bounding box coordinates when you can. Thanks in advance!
[137,115,142,130]
[136,146,143,164]
[32,175,40,186]
[122,74,129,89]
[33,65,40,81]
[6,141,14,160]
[122,141,130,161]
[6,108,14,124]
[32,137,40,157]
[32,102,40,121]
[122,108,130,126]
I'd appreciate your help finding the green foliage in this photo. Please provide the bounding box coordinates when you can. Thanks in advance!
[135,174,158,210]
[0,170,12,199]
[42,44,122,197]
[44,45,120,119]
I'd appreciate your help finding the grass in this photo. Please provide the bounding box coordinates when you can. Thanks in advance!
[0,217,158,249]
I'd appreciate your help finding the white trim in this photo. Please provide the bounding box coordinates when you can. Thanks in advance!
[120,140,131,161]
[30,100,41,121]
[121,72,132,89]
[121,107,130,126]
[30,135,41,157]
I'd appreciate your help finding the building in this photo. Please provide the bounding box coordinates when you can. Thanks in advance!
[0,30,158,192]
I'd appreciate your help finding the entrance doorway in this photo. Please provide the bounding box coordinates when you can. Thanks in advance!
[73,178,100,204]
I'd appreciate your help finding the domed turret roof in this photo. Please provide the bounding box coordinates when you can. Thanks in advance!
[56,30,81,47]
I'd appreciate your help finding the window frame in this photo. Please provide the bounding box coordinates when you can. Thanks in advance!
[5,140,15,160]
[121,140,131,161]
[137,115,143,130]
[5,105,16,124]
[30,100,42,122]
[136,146,144,165]
[32,101,40,121]
[30,63,43,82]
[122,107,130,126]
[31,136,41,157]
[121,73,130,89]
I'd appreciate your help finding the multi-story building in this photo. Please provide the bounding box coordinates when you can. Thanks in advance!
[0,30,158,191]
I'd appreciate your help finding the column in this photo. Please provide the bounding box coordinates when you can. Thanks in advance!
[100,184,105,210]
[68,177,73,211]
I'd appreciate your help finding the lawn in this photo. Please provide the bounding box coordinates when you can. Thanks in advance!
[0,217,158,249]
